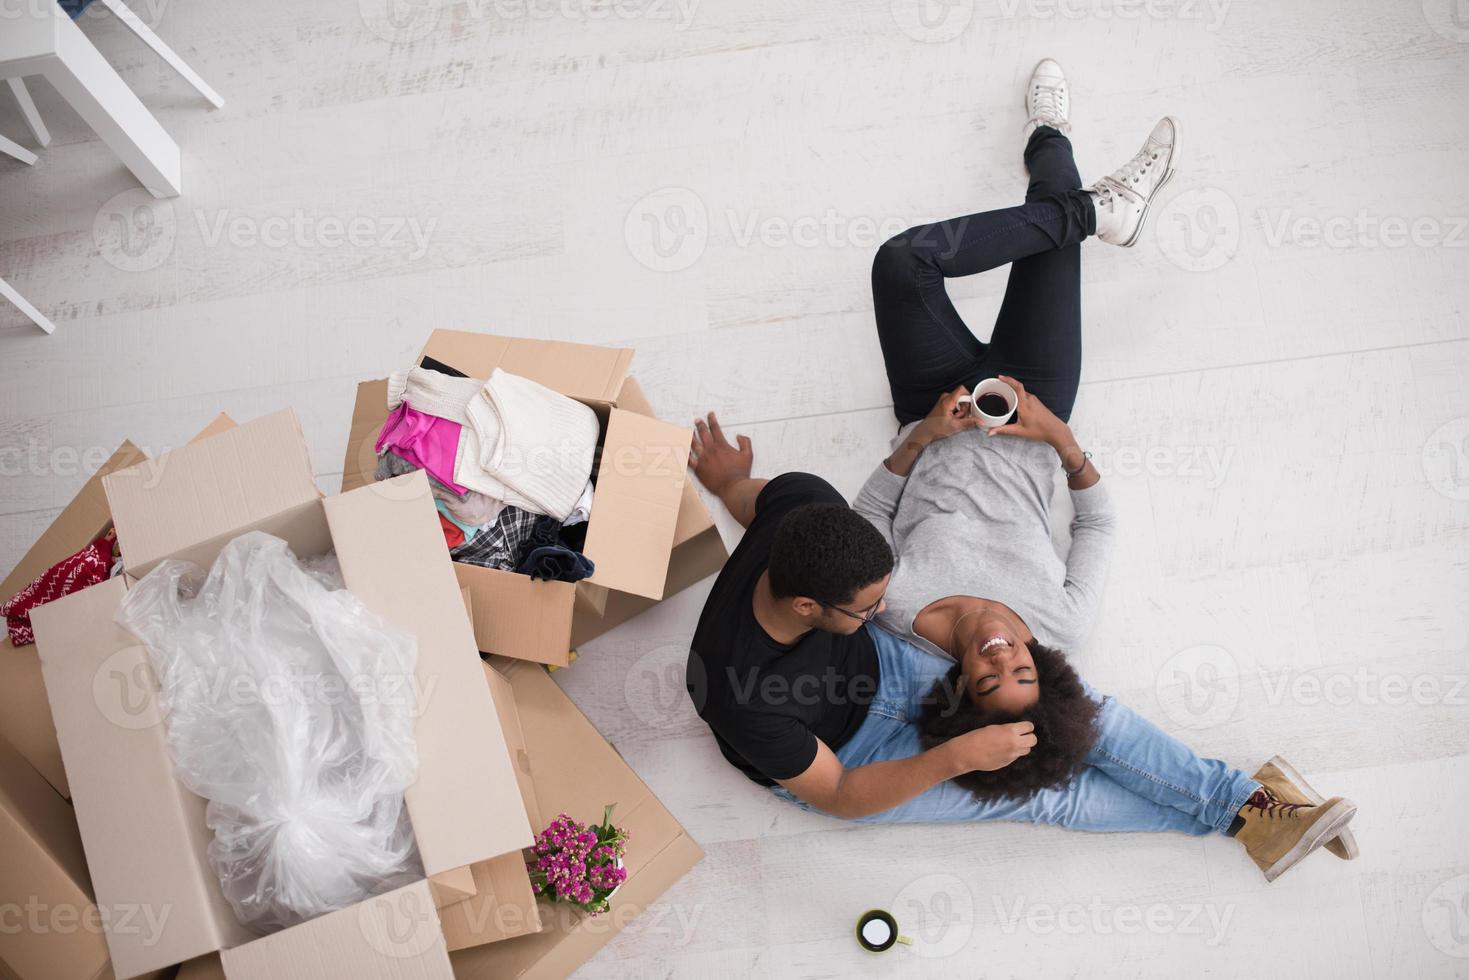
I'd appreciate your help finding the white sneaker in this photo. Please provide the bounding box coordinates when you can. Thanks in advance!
[1088,116,1181,247]
[1023,58,1070,139]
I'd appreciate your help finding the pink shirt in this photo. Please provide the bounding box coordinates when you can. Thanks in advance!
[375,402,470,495]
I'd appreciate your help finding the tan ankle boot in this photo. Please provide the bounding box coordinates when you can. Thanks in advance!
[1252,756,1359,860]
[1234,787,1357,882]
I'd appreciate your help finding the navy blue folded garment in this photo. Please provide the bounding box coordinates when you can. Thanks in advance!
[514,515,594,583]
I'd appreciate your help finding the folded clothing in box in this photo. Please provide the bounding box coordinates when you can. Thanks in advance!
[386,365,599,522]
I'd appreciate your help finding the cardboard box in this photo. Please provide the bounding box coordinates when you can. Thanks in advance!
[433,663,543,952]
[0,415,236,799]
[0,732,109,980]
[449,656,705,980]
[342,331,727,666]
[29,410,535,980]
[0,416,234,980]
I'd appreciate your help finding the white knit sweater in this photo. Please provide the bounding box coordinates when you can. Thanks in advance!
[387,366,598,521]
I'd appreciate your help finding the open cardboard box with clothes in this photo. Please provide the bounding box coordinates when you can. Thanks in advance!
[28,410,534,980]
[342,330,729,666]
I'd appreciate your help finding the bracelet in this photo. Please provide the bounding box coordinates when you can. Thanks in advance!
[1062,449,1091,478]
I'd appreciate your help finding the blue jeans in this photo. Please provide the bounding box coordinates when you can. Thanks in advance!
[771,626,1260,833]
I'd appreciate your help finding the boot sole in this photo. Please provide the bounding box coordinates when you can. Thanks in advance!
[1262,797,1358,883]
[1118,115,1182,247]
[1267,755,1361,860]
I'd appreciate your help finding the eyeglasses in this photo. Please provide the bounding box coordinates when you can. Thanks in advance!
[821,589,887,624]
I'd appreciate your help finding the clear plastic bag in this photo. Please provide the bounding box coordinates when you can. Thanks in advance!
[115,530,423,933]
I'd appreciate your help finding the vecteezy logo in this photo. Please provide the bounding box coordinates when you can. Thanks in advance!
[624,187,708,272]
[92,648,168,730]
[1155,186,1241,273]
[360,880,442,958]
[893,873,974,958]
[94,189,176,273]
[358,0,441,44]
[890,0,974,42]
[1422,0,1469,42]
[1154,644,1240,730]
[1424,875,1469,958]
[625,642,701,730]
[1423,417,1469,501]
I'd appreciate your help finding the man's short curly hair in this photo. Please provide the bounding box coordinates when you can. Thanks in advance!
[767,503,894,606]
[918,640,1101,802]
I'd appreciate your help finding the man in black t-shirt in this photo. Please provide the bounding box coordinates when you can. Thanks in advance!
[686,408,1034,819]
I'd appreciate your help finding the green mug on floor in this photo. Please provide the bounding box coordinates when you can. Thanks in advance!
[855,909,912,953]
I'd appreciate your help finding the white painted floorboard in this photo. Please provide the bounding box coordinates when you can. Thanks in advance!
[2,0,1467,976]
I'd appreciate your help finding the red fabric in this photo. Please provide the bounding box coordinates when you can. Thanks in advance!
[2,535,114,647]
[438,512,465,550]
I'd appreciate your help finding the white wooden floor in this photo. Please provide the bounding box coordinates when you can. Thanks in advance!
[3,1,1468,977]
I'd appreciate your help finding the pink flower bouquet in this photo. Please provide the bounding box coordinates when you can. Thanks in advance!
[527,804,630,916]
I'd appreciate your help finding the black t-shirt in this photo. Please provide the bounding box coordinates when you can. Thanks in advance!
[687,473,880,786]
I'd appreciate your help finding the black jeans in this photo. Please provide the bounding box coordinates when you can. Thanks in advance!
[871,127,1095,425]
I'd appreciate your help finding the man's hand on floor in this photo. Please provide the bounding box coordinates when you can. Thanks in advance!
[690,411,765,528]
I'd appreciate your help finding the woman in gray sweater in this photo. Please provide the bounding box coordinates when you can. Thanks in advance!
[832,58,1358,876]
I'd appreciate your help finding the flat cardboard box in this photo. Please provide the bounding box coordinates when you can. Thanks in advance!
[450,657,705,980]
[29,410,534,980]
[0,415,237,799]
[433,663,543,952]
[342,331,727,666]
[0,732,108,980]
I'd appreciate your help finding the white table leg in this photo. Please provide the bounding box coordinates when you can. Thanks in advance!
[42,12,181,198]
[98,0,225,109]
[0,131,38,165]
[0,277,57,335]
[6,77,51,146]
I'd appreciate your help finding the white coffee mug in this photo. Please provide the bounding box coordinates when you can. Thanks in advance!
[957,378,1018,428]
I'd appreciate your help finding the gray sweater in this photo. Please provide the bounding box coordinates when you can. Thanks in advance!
[853,422,1117,658]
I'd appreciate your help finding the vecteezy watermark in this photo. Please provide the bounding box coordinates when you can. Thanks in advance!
[0,898,173,946]
[358,0,699,43]
[1424,874,1469,959]
[1,0,169,23]
[194,209,438,260]
[1255,667,1469,709]
[889,0,975,43]
[1090,442,1236,489]
[893,873,975,958]
[1155,186,1241,273]
[1422,0,1469,43]
[624,187,710,272]
[92,648,436,731]
[1154,644,1240,730]
[624,187,947,272]
[626,642,699,730]
[0,439,119,480]
[995,0,1231,30]
[95,189,178,273]
[1257,209,1469,250]
[994,895,1235,946]
[360,879,444,959]
[1423,417,1469,501]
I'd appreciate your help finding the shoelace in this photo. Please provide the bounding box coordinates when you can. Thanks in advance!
[1113,140,1162,189]
[1029,82,1068,128]
[1242,788,1308,821]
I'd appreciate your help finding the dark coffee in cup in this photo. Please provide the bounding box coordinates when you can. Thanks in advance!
[976,393,1010,417]
[856,910,898,952]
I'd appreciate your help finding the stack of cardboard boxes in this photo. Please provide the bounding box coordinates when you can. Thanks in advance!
[0,332,727,980]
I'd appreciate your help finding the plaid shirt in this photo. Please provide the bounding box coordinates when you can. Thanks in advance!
[450,506,541,570]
